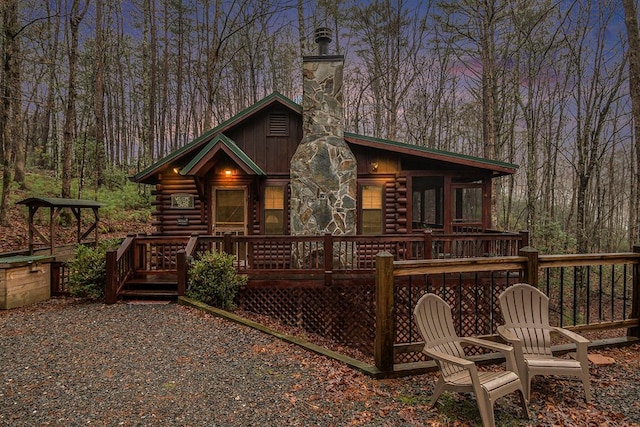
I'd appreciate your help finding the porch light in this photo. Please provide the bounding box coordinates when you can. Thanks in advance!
[224,169,233,177]
[173,167,180,174]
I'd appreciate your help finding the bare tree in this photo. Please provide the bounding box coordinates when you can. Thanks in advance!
[0,0,21,224]
[94,0,106,187]
[563,0,627,253]
[347,0,429,140]
[61,0,89,199]
[622,0,640,247]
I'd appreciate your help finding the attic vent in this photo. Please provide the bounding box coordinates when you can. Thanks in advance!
[268,113,288,136]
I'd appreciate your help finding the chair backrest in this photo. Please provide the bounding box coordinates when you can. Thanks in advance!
[413,293,466,377]
[499,283,553,356]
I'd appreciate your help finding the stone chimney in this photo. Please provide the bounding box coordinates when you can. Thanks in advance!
[290,28,357,238]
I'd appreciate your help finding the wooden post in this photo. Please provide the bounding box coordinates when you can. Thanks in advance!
[324,233,333,286]
[135,233,145,270]
[223,233,233,254]
[375,251,395,372]
[629,245,640,339]
[177,250,187,296]
[519,246,539,288]
[105,250,117,304]
[93,207,100,247]
[49,207,55,255]
[50,261,61,295]
[519,230,530,248]
[424,230,433,260]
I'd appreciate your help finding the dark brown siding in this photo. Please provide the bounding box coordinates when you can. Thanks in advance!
[225,109,302,174]
[394,177,408,233]
[385,180,398,233]
[151,174,207,236]
[351,145,400,175]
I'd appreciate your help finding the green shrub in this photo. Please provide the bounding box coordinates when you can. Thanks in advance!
[187,251,247,310]
[66,239,122,300]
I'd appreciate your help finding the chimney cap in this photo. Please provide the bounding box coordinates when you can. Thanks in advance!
[314,27,332,55]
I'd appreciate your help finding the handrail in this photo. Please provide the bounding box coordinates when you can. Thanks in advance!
[184,233,202,258]
[374,246,640,373]
[105,234,137,303]
[538,252,640,268]
[115,233,136,259]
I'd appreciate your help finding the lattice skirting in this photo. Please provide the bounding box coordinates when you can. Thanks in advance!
[239,275,511,365]
[239,283,377,356]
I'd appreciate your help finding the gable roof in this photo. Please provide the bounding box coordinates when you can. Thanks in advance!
[132,92,300,183]
[181,134,265,176]
[132,91,517,184]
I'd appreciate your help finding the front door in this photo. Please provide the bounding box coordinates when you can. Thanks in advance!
[212,187,247,236]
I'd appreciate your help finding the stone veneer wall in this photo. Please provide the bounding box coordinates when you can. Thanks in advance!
[290,55,357,237]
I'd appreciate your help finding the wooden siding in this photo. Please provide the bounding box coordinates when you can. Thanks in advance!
[395,176,408,233]
[147,104,496,236]
[351,145,399,174]
[151,175,208,236]
[225,109,302,174]
[0,261,51,309]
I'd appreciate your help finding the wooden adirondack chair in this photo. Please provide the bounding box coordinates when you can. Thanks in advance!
[413,293,529,427]
[498,283,592,403]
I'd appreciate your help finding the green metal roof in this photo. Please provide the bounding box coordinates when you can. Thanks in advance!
[181,134,265,176]
[132,92,300,183]
[16,197,103,208]
[132,90,518,183]
[344,132,518,174]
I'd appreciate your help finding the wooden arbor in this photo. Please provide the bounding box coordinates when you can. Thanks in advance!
[16,197,102,255]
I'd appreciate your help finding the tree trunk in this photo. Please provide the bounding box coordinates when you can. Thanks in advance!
[0,0,20,225]
[61,0,88,199]
[94,0,105,188]
[622,0,640,247]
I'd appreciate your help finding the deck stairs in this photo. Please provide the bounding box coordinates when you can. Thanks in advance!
[118,271,179,300]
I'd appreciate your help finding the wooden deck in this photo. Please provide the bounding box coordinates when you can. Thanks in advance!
[100,234,640,376]
[104,230,528,302]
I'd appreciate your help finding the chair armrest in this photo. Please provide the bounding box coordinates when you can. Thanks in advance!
[462,336,519,373]
[461,336,513,353]
[497,325,521,343]
[423,348,474,369]
[551,327,590,345]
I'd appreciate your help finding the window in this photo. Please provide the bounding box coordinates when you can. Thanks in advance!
[411,177,443,229]
[264,186,285,234]
[361,185,383,235]
[215,189,245,227]
[453,186,482,223]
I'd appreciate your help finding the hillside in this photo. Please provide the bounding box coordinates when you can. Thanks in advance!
[0,172,154,254]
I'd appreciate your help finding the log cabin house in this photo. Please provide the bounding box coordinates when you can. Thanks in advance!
[132,89,517,239]
[132,36,517,241]
[109,29,524,304]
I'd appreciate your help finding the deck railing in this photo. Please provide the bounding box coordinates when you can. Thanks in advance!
[105,234,189,303]
[181,230,527,273]
[50,261,70,296]
[375,246,640,374]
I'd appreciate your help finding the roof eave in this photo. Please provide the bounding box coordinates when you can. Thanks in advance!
[132,92,298,183]
[344,132,518,176]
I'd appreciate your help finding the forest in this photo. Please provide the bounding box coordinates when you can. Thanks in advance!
[1,0,640,254]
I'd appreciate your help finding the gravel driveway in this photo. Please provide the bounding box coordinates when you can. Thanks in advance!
[1,299,639,426]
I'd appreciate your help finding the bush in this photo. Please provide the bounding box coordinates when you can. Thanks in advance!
[187,251,247,310]
[67,239,122,300]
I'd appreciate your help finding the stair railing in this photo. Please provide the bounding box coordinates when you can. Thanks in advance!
[105,233,136,303]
